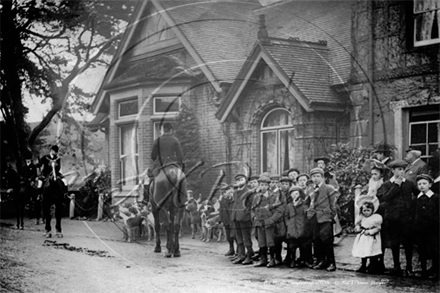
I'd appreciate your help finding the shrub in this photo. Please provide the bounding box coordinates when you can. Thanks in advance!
[326,143,375,228]
[74,167,112,219]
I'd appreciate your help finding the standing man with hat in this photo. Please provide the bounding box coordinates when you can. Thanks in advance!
[314,157,339,191]
[377,159,419,277]
[306,167,338,271]
[230,173,254,265]
[404,149,428,184]
[218,184,235,257]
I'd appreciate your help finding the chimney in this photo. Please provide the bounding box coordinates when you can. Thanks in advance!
[257,14,270,44]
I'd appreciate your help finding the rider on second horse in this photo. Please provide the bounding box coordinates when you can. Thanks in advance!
[37,145,67,238]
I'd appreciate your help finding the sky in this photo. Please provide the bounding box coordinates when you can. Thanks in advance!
[24,66,106,123]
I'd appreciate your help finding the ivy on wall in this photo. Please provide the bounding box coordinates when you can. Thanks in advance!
[174,103,203,193]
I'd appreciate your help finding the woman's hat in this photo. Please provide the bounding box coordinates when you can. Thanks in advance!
[355,195,379,213]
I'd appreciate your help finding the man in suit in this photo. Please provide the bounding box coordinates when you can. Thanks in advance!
[314,157,339,191]
[151,122,183,169]
[404,149,428,184]
[230,173,254,265]
[307,167,338,271]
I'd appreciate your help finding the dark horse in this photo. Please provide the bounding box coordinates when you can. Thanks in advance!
[150,164,187,257]
[42,163,67,237]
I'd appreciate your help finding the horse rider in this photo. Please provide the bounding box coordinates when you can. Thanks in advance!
[151,122,183,170]
[37,145,67,238]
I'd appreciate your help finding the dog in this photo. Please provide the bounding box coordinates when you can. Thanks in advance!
[205,214,226,242]
[111,202,154,242]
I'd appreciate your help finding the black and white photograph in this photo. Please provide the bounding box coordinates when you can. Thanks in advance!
[1,0,439,292]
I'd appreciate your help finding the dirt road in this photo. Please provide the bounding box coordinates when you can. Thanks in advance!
[1,218,438,293]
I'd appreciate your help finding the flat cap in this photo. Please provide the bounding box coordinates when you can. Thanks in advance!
[310,167,325,176]
[279,176,293,183]
[416,174,433,183]
[388,159,408,169]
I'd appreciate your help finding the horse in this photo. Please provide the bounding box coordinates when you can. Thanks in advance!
[41,161,67,237]
[150,163,187,258]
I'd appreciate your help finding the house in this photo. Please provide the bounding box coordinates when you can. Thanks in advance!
[90,0,439,202]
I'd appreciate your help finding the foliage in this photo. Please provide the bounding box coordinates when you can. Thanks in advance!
[326,142,376,227]
[0,0,134,167]
[174,103,204,194]
[75,167,111,218]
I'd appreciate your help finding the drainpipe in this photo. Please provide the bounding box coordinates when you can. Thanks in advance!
[368,0,375,146]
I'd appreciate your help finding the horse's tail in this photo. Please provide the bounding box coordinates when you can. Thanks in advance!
[172,168,187,209]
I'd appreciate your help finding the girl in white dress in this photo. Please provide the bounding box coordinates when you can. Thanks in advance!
[352,196,382,273]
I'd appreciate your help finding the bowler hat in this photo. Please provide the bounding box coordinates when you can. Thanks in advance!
[388,159,408,169]
[375,144,392,153]
[51,145,59,153]
[416,174,433,183]
[310,167,325,176]
[314,157,330,164]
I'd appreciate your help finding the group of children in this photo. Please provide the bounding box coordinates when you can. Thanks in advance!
[217,163,339,272]
[214,156,439,279]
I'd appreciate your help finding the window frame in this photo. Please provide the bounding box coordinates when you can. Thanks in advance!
[412,0,440,47]
[152,95,181,116]
[409,119,440,160]
[118,97,138,119]
[118,123,139,187]
[259,108,294,174]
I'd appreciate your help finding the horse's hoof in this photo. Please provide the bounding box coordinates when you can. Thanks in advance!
[154,246,161,253]
[174,251,181,257]
[192,235,195,239]
[164,251,172,258]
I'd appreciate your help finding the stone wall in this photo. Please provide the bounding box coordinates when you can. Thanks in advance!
[350,0,440,150]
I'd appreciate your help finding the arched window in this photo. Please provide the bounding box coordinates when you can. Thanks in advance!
[260,108,295,175]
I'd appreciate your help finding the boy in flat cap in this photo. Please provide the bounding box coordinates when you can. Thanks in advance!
[307,167,338,271]
[404,149,428,184]
[414,174,439,279]
[286,186,312,268]
[377,159,419,277]
[218,184,235,256]
[251,175,286,267]
[230,173,254,265]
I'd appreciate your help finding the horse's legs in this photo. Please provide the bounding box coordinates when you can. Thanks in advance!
[173,210,183,257]
[153,210,161,252]
[165,220,173,258]
[55,200,63,233]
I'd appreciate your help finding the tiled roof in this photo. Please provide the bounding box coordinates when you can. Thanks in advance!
[159,0,261,83]
[262,39,341,104]
[260,0,352,85]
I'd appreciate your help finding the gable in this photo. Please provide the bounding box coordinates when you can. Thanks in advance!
[127,2,178,58]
